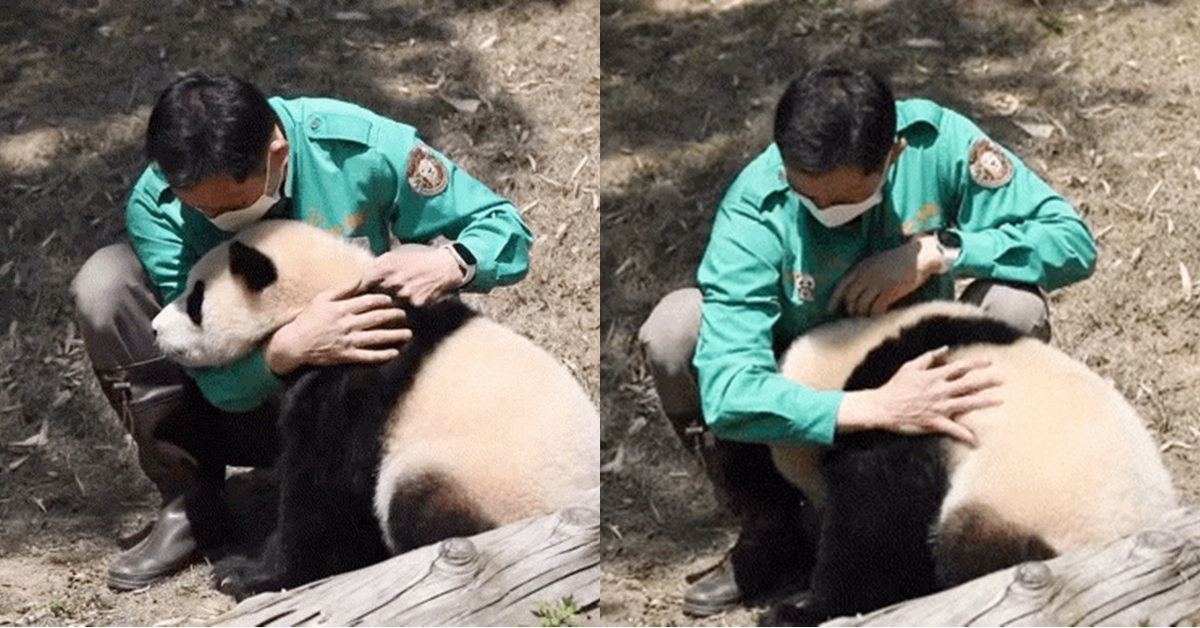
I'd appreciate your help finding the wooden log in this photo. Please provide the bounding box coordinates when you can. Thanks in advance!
[213,487,599,627]
[824,506,1200,627]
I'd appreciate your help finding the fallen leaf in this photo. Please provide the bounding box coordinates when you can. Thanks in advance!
[904,38,944,48]
[9,419,48,450]
[1181,262,1192,302]
[600,442,625,474]
[50,390,72,409]
[1013,120,1055,139]
[437,94,482,114]
[1145,179,1164,206]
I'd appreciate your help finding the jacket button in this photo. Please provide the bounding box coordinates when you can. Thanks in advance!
[310,119,321,129]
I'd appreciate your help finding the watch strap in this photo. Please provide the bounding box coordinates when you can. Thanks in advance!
[935,230,961,271]
[443,242,476,288]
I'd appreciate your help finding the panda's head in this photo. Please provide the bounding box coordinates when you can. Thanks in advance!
[152,220,373,369]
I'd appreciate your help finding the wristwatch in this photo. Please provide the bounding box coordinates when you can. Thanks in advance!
[935,230,961,272]
[443,241,477,288]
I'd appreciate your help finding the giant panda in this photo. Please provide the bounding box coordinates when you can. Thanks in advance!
[766,301,1178,624]
[151,220,600,600]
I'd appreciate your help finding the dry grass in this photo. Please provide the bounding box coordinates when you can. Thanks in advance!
[0,0,597,624]
[602,0,1200,625]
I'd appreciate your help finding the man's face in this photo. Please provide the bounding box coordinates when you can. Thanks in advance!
[172,125,288,219]
[785,166,885,211]
[174,173,272,219]
[784,139,907,209]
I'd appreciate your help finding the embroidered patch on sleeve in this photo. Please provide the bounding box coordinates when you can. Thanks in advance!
[406,144,449,196]
[968,138,1014,188]
[794,272,816,303]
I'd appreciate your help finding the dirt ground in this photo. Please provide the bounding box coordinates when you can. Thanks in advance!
[601,0,1200,625]
[0,0,598,625]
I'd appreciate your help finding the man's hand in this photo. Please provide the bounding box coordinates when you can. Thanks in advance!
[829,235,947,317]
[263,280,411,375]
[835,346,1003,445]
[362,248,464,307]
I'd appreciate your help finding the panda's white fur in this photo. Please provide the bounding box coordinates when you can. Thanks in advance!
[153,221,374,369]
[768,301,1177,621]
[152,220,599,597]
[373,310,600,550]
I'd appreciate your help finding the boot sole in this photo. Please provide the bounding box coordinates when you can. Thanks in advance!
[107,555,196,591]
[683,593,742,617]
[107,570,174,591]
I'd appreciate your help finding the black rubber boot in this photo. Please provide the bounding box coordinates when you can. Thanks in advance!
[107,494,199,590]
[670,426,820,617]
[96,363,228,589]
[684,556,741,617]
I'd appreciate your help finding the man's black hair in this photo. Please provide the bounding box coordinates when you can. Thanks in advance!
[146,72,277,190]
[773,67,896,175]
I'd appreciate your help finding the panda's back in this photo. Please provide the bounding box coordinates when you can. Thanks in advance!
[940,339,1178,552]
[374,315,600,535]
[778,301,1178,557]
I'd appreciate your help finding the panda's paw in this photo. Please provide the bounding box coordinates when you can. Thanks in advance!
[759,593,830,627]
[213,554,283,601]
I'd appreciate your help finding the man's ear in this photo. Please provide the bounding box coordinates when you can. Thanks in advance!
[229,241,278,292]
[266,125,289,167]
[890,138,908,163]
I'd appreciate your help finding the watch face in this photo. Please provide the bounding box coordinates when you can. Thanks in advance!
[452,242,477,266]
[938,230,962,249]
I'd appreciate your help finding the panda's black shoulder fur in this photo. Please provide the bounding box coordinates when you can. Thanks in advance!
[285,296,479,410]
[282,297,479,460]
[248,298,479,586]
[844,313,1023,392]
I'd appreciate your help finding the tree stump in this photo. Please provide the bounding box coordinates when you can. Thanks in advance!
[212,488,599,627]
[824,506,1200,626]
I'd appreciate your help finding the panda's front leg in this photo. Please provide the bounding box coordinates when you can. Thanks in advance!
[214,456,389,599]
[213,531,287,601]
[768,433,947,624]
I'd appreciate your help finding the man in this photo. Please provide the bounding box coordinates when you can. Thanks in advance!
[71,72,532,590]
[639,66,1096,616]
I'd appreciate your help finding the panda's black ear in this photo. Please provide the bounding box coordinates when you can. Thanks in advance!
[229,240,278,292]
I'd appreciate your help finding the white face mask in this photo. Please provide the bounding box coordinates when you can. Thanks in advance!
[793,159,891,228]
[208,153,288,232]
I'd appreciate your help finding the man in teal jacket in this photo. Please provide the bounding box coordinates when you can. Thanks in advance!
[639,67,1095,615]
[72,73,532,589]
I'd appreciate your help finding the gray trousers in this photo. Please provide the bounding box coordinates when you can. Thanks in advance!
[72,243,278,511]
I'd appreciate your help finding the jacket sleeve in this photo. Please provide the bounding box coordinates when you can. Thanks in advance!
[942,113,1097,290]
[124,178,195,305]
[378,124,532,292]
[693,194,843,447]
[125,171,282,413]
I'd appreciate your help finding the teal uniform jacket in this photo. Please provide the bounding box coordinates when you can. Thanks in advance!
[126,96,533,412]
[693,99,1097,447]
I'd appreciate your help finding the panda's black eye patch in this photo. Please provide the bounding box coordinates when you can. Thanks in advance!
[229,240,278,292]
[187,280,205,326]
